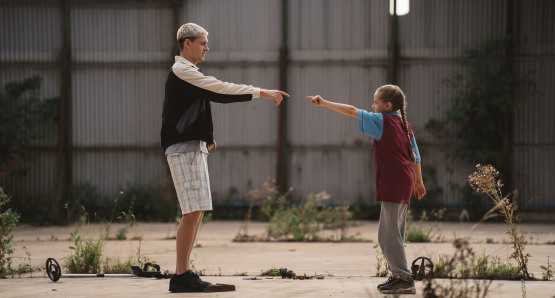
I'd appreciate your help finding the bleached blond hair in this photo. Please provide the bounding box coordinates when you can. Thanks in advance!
[176,23,208,41]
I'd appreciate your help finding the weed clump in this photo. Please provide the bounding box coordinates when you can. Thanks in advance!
[0,187,20,278]
[469,164,530,279]
[234,181,353,242]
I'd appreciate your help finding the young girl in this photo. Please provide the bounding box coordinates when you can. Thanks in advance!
[305,85,426,294]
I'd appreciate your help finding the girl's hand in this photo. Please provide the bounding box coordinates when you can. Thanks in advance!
[414,181,426,201]
[305,95,326,106]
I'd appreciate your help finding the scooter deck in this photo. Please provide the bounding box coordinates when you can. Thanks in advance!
[203,284,236,292]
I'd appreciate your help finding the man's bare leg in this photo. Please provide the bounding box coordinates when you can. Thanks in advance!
[189,211,204,253]
[176,210,204,275]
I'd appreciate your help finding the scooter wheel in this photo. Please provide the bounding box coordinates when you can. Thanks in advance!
[46,257,61,282]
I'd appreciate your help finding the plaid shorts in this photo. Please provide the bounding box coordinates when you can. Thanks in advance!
[166,151,212,214]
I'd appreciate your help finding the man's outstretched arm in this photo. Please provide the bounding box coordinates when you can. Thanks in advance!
[173,64,288,105]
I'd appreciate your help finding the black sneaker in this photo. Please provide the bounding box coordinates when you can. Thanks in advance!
[187,270,212,287]
[377,276,395,290]
[379,276,416,294]
[169,270,212,293]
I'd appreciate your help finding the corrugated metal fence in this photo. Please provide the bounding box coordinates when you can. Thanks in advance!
[1,0,553,211]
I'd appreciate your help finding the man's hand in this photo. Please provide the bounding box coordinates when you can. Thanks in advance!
[208,139,217,151]
[260,89,290,106]
[305,95,326,106]
[414,181,426,201]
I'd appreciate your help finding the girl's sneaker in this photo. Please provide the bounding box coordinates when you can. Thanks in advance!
[379,276,416,294]
[377,276,395,290]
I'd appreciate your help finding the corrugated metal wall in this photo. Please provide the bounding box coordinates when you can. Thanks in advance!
[1,0,553,210]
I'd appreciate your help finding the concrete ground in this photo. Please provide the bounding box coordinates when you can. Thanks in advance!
[1,220,555,297]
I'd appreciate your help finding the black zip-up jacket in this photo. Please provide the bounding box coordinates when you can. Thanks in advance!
[161,56,260,151]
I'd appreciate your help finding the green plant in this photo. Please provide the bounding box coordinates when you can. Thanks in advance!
[405,209,444,243]
[373,244,388,277]
[103,256,133,274]
[469,164,530,279]
[115,199,136,241]
[426,37,536,172]
[405,226,431,243]
[0,76,58,183]
[460,254,520,280]
[0,187,20,278]
[64,228,104,274]
[9,245,33,278]
[235,181,353,242]
[134,240,156,270]
[540,257,553,281]
[265,192,352,241]
[423,238,492,297]
[260,267,280,276]
[104,191,136,241]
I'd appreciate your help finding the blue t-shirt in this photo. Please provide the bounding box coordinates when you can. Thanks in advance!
[358,110,421,163]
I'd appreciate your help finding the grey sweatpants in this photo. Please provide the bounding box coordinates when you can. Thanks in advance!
[378,201,412,280]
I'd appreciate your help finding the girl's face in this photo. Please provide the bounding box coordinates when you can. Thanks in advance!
[372,91,391,113]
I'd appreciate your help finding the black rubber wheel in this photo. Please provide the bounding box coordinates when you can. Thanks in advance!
[411,256,434,280]
[46,257,61,282]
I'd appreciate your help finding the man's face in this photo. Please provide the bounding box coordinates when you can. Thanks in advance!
[185,33,209,64]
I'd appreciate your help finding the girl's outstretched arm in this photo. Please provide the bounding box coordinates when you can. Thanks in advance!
[305,95,359,118]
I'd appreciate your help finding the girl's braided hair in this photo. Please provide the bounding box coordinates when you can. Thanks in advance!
[376,84,416,162]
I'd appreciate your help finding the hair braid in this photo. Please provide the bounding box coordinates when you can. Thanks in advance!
[400,106,416,162]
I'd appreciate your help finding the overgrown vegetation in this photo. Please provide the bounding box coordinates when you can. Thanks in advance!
[405,209,445,243]
[0,187,20,278]
[423,238,492,297]
[541,256,553,281]
[260,267,281,276]
[234,181,355,242]
[373,244,388,277]
[425,37,537,220]
[426,37,536,171]
[64,228,103,274]
[63,193,156,274]
[0,76,58,184]
[469,164,530,279]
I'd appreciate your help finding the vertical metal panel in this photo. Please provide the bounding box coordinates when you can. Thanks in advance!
[397,62,466,144]
[514,146,555,208]
[515,0,555,56]
[400,0,506,58]
[71,66,167,147]
[514,58,555,146]
[513,58,555,207]
[289,64,387,146]
[2,0,554,209]
[289,149,373,204]
[208,149,277,202]
[70,4,174,63]
[3,151,56,206]
[201,64,280,147]
[288,0,387,52]
[72,150,167,197]
[182,0,281,52]
[0,3,62,62]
